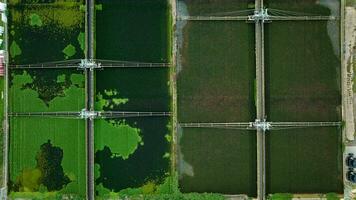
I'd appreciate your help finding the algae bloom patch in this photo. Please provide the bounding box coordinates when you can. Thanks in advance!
[95,89,142,159]
[62,44,76,59]
[29,13,42,27]
[96,120,142,159]
[10,41,22,58]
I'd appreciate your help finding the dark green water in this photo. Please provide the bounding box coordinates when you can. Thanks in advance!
[266,127,342,193]
[177,21,256,123]
[179,128,257,196]
[95,117,170,191]
[95,68,169,112]
[94,0,171,194]
[95,0,170,62]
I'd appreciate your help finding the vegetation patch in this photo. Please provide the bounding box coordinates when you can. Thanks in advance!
[29,13,42,27]
[79,4,86,12]
[11,70,84,104]
[10,71,85,111]
[141,193,226,200]
[9,191,60,200]
[77,32,85,51]
[95,89,141,159]
[97,175,174,198]
[10,41,22,58]
[268,193,293,200]
[56,74,65,83]
[95,4,103,11]
[95,89,128,110]
[15,168,42,192]
[70,73,84,88]
[62,44,76,59]
[95,120,142,159]
[96,175,225,200]
[325,193,339,200]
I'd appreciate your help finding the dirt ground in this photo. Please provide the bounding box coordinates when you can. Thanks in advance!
[344,5,356,141]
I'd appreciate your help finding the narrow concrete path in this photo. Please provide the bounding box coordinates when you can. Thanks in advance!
[255,0,266,199]
[86,0,95,198]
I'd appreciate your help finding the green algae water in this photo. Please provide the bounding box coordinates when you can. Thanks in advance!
[9,118,86,198]
[7,0,87,198]
[94,0,172,197]
[8,69,86,198]
[9,69,85,112]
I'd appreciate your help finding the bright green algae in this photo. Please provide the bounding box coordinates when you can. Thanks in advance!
[10,71,85,112]
[9,117,86,197]
[9,41,22,58]
[77,32,85,51]
[62,44,76,59]
[9,70,86,197]
[95,120,142,159]
[29,13,42,27]
[95,90,142,159]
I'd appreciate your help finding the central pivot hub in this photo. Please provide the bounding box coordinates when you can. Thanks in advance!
[78,59,101,70]
[253,119,271,131]
[248,8,270,22]
[80,109,98,119]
